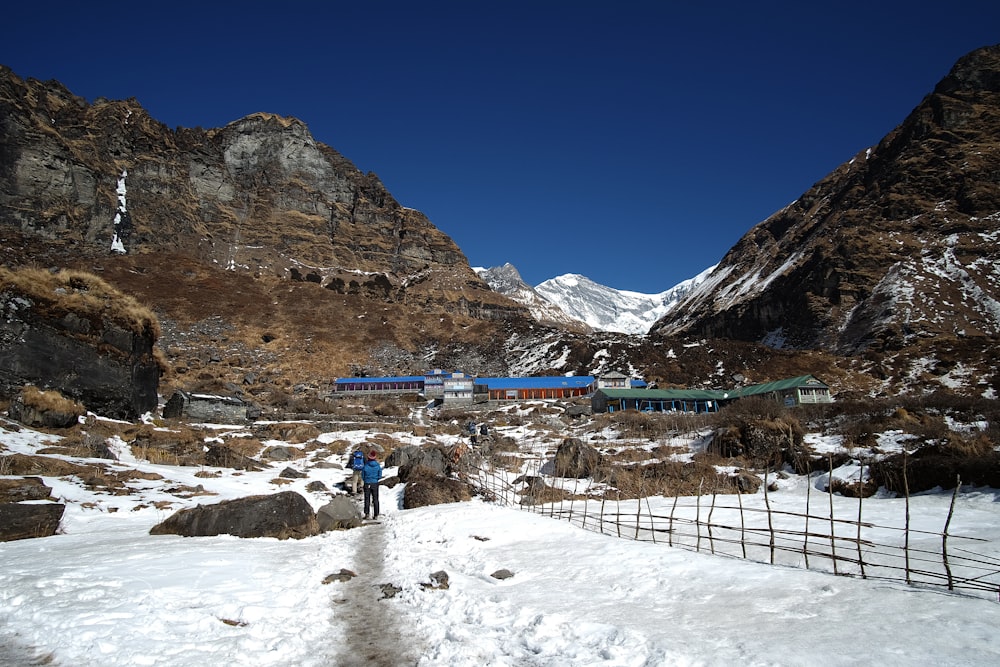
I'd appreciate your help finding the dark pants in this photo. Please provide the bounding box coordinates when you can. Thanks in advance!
[363,482,380,518]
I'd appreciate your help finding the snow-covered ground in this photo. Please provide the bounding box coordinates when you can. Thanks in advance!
[2,417,1000,666]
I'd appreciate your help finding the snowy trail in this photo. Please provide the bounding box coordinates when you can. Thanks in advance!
[333,505,427,665]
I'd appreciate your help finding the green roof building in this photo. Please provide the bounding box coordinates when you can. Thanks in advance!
[591,375,832,414]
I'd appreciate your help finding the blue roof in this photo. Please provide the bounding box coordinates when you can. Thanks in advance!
[335,376,424,384]
[474,376,596,389]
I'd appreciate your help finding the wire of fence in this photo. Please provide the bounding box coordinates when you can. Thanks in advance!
[465,446,1000,602]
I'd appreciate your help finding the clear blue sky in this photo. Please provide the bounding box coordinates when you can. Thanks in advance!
[4,1,999,292]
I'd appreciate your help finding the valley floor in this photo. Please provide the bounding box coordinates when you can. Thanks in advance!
[2,418,1000,666]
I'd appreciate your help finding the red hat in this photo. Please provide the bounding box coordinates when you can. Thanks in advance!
[368,450,378,459]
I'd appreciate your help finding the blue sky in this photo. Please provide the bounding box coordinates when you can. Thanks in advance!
[4,1,999,292]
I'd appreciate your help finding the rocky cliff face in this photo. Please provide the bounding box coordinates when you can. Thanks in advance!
[0,268,160,419]
[0,67,524,320]
[476,264,591,332]
[652,45,1000,361]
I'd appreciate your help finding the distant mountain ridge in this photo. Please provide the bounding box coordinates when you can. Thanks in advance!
[474,264,592,332]
[535,268,717,334]
[476,263,716,335]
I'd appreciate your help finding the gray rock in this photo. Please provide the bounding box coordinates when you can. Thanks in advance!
[0,477,53,502]
[149,491,319,539]
[316,496,362,531]
[0,502,65,541]
[421,570,450,590]
[323,568,356,584]
[553,438,602,479]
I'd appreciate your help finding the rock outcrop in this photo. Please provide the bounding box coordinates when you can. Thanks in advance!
[652,45,1000,359]
[0,67,527,322]
[0,498,64,541]
[0,267,160,419]
[149,491,320,539]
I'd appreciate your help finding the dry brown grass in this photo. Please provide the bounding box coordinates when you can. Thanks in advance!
[0,266,160,338]
[20,385,85,415]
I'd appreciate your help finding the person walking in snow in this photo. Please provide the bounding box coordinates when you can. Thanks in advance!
[349,448,365,495]
[362,450,382,520]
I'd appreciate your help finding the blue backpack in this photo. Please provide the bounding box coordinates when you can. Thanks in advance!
[352,451,365,471]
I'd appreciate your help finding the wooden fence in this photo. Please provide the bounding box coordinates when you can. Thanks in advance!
[467,456,1000,602]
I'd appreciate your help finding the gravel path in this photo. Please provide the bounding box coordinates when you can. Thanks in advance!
[331,520,426,666]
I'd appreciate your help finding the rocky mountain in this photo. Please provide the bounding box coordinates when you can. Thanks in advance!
[0,66,523,321]
[651,44,1000,394]
[534,267,717,335]
[0,64,544,401]
[474,264,591,332]
[2,45,1000,407]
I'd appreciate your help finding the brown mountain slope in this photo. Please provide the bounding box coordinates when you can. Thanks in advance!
[652,44,1000,356]
[0,66,525,321]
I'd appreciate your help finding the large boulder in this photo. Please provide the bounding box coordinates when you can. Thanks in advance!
[388,445,450,481]
[7,386,84,429]
[316,496,363,531]
[0,502,65,541]
[204,444,265,471]
[402,465,472,509]
[162,391,252,424]
[0,477,54,502]
[149,491,319,539]
[553,438,602,479]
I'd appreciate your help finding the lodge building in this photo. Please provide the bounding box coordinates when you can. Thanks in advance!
[333,371,833,412]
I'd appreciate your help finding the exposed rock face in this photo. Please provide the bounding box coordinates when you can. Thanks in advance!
[149,491,319,539]
[162,390,251,424]
[0,268,160,419]
[0,67,526,321]
[652,45,1000,359]
[0,501,64,541]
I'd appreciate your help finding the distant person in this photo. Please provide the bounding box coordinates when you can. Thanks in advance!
[349,449,365,494]
[362,450,383,520]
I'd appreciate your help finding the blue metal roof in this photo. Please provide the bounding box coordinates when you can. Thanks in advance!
[335,376,424,384]
[474,376,596,389]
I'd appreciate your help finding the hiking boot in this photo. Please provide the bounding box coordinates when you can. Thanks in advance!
[363,514,370,520]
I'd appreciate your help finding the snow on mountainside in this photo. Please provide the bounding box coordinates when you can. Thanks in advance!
[534,266,717,334]
[474,264,592,332]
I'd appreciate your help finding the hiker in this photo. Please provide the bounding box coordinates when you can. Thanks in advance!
[349,448,365,494]
[362,450,382,519]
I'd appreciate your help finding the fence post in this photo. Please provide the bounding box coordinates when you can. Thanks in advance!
[804,463,811,569]
[635,478,643,540]
[645,494,657,545]
[669,492,679,547]
[943,475,961,591]
[708,484,717,555]
[736,482,746,559]
[856,459,866,579]
[764,467,775,565]
[696,478,703,552]
[903,452,911,585]
[828,454,839,575]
